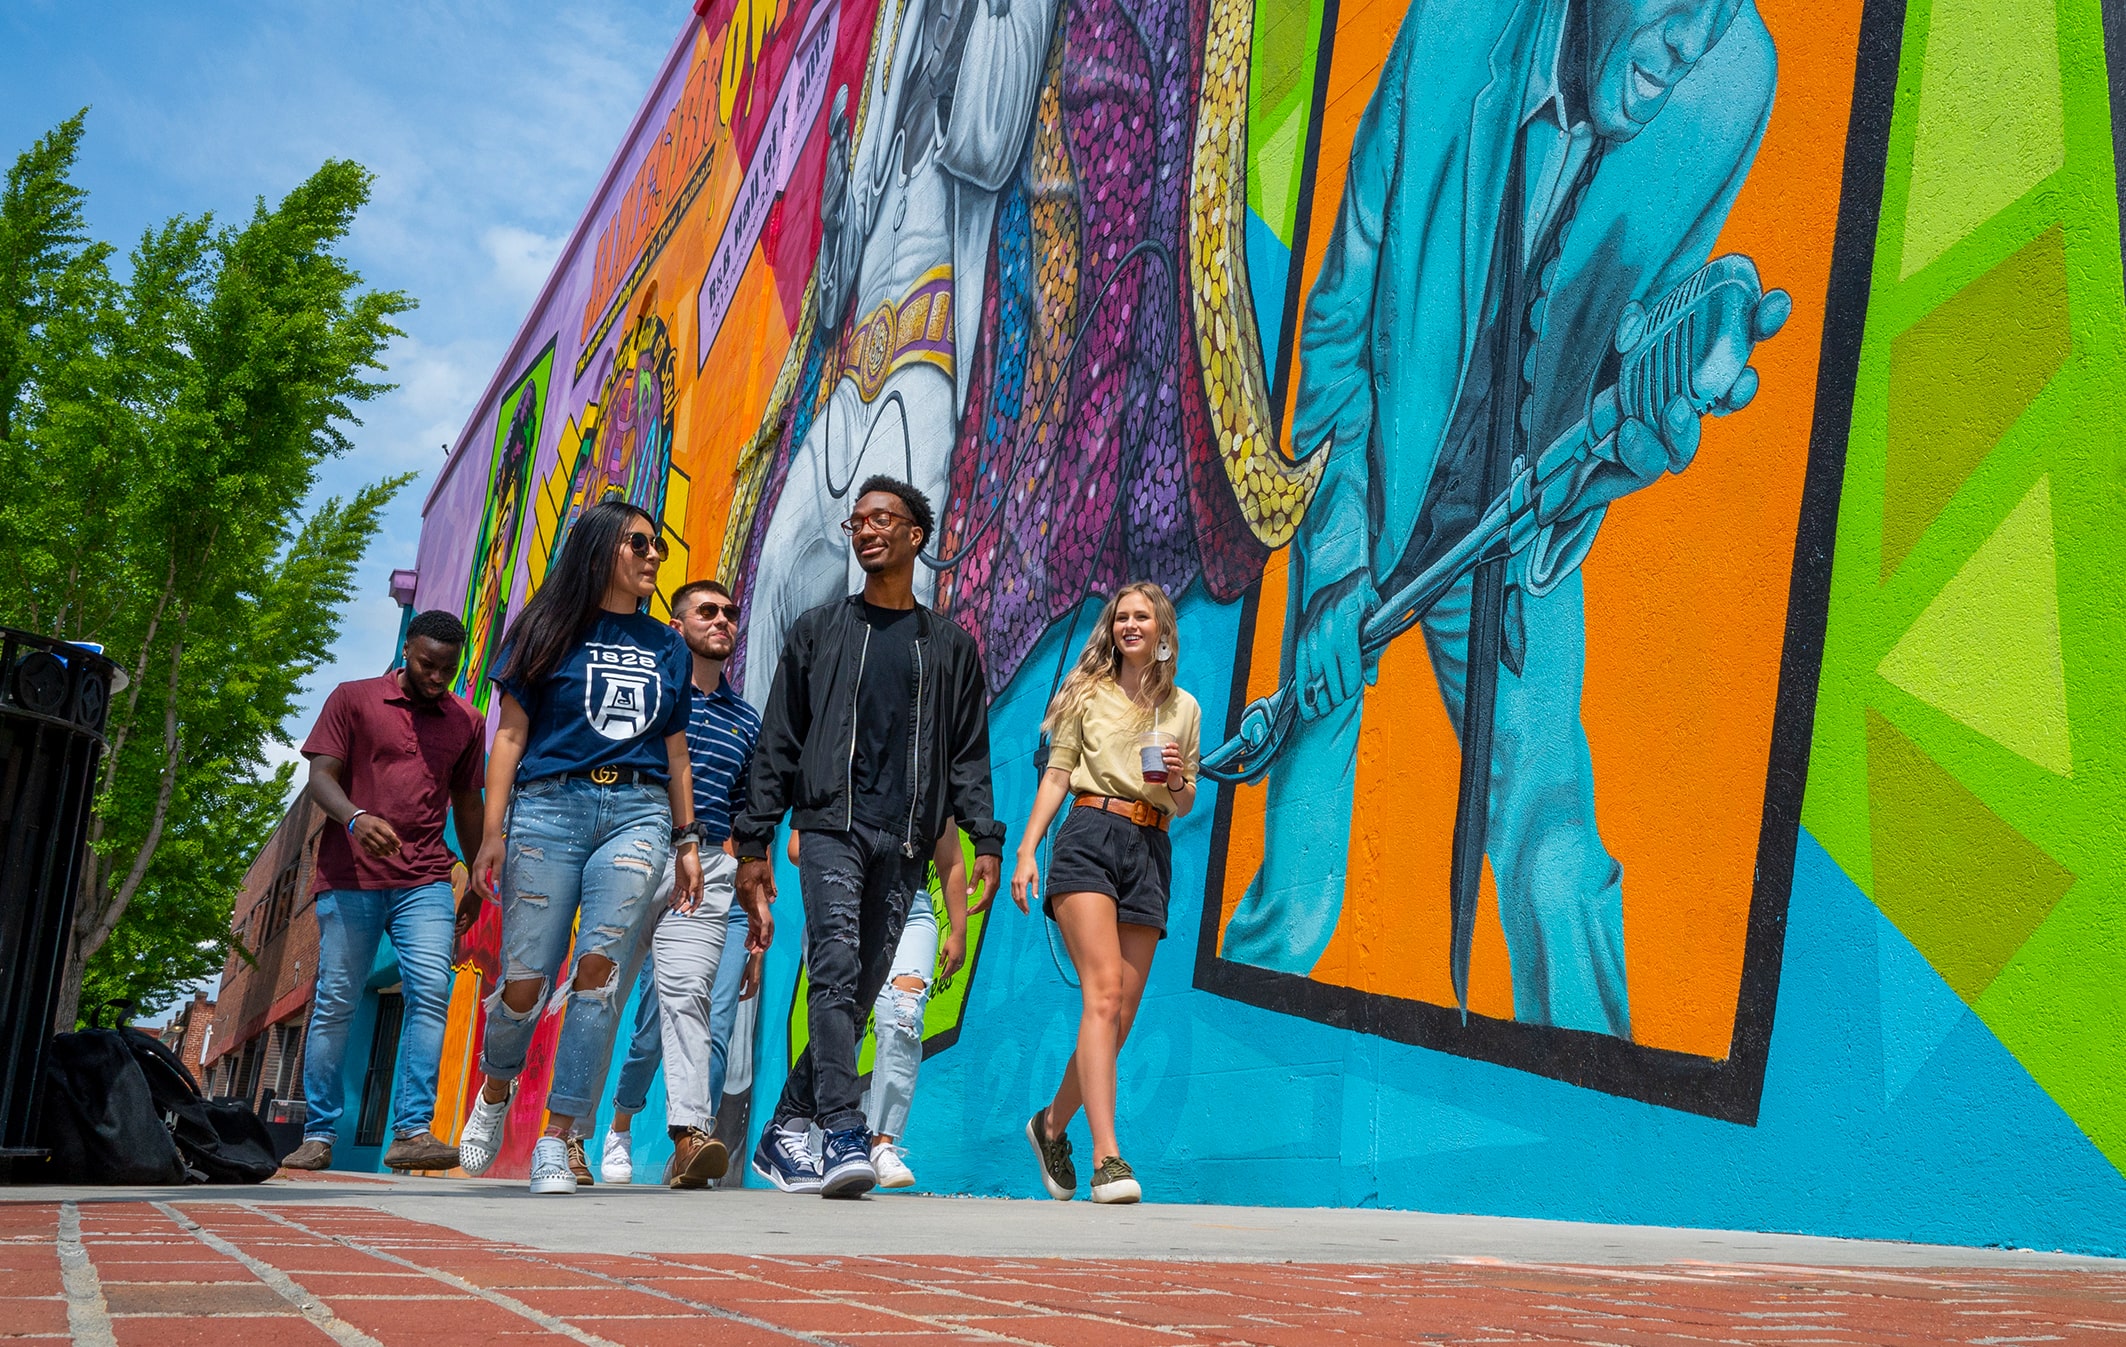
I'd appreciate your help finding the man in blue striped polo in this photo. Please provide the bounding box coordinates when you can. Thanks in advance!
[618,578,762,1188]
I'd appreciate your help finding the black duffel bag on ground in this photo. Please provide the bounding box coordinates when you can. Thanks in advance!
[39,1025,189,1184]
[122,1026,281,1183]
[38,1004,281,1185]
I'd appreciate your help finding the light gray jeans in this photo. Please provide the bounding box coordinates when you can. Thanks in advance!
[653,849,738,1131]
[862,891,938,1140]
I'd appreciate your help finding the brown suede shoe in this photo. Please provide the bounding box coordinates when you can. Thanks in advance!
[381,1132,460,1173]
[669,1128,728,1189]
[281,1138,332,1171]
[566,1134,595,1186]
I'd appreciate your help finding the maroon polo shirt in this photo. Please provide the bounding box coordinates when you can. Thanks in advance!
[301,672,486,893]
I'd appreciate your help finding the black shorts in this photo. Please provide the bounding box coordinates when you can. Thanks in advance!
[1043,804,1173,937]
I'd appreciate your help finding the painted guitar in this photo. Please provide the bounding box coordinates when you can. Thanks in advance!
[1200,253,1793,786]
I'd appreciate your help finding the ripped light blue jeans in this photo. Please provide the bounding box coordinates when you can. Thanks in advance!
[863,891,938,1140]
[479,776,672,1119]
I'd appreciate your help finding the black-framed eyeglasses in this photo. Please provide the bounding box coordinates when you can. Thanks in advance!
[695,601,741,623]
[622,529,670,558]
[841,508,913,537]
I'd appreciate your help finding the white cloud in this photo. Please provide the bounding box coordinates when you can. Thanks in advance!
[481,224,567,303]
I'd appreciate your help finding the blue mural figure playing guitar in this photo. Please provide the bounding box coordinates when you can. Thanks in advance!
[1215,0,1790,1036]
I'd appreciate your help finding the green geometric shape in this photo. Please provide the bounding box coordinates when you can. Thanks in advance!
[1900,0,2064,277]
[1254,103,1304,244]
[1877,474,2072,775]
[1865,710,2076,1004]
[1972,880,2126,1176]
[1243,0,1318,245]
[1882,226,2068,580]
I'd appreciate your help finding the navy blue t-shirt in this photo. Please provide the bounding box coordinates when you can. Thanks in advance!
[493,610,691,783]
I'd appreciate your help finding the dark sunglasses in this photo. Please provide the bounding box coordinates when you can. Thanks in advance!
[693,601,741,623]
[841,508,913,537]
[621,529,670,559]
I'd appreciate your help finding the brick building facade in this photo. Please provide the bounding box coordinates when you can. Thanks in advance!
[154,990,217,1087]
[203,791,323,1115]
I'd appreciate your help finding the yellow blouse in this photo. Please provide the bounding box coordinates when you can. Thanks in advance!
[1047,678,1202,812]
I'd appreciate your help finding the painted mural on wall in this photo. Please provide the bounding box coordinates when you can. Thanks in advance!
[1204,0,1806,1122]
[405,0,2126,1250]
[456,343,552,710]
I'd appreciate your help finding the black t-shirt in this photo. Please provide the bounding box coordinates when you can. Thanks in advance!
[850,603,919,833]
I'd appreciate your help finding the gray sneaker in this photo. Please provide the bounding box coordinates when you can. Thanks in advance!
[382,1132,459,1172]
[282,1138,332,1171]
[529,1136,577,1195]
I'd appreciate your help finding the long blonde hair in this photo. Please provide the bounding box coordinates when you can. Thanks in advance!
[1043,582,1181,734]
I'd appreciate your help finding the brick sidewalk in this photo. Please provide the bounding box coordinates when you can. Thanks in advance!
[4,1199,2123,1346]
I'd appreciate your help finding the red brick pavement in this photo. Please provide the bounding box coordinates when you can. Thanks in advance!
[3,1199,2123,1345]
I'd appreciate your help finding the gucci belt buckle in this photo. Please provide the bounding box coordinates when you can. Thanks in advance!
[590,765,620,785]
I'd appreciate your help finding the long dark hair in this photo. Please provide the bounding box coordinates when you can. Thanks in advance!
[496,498,651,687]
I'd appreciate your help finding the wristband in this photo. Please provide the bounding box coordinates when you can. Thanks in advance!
[671,819,710,848]
[346,810,366,835]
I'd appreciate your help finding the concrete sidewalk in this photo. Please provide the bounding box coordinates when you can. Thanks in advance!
[11,1172,2120,1267]
[2,1173,2121,1345]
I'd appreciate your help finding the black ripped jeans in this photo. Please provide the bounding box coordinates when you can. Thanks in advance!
[774,823,924,1133]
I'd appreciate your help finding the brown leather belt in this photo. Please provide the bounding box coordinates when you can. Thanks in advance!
[1073,794,1169,830]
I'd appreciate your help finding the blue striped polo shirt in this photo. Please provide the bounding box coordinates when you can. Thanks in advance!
[685,674,761,846]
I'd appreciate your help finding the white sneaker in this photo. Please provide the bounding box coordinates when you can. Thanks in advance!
[872,1141,915,1189]
[529,1136,577,1195]
[458,1086,511,1176]
[600,1129,633,1185]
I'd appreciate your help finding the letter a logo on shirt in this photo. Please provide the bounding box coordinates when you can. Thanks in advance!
[585,665,658,740]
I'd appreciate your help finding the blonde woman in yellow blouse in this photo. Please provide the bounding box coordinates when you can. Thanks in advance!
[998,581,1200,1203]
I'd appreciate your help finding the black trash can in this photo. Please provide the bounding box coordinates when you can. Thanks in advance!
[0,629,116,1166]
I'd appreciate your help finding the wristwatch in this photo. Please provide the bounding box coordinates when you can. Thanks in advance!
[671,820,710,849]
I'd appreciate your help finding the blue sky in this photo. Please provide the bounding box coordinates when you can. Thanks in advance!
[1,0,687,788]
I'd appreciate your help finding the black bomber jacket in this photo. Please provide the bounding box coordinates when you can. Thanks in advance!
[733,595,1005,861]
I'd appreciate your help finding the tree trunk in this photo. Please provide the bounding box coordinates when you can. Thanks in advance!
[52,929,88,1034]
[57,619,187,1028]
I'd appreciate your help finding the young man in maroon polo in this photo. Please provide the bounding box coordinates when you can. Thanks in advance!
[282,611,487,1173]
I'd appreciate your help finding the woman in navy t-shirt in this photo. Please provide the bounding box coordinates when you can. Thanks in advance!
[456,499,704,1194]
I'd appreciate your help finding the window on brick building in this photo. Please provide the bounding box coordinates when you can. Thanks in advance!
[270,1022,304,1103]
[232,1038,264,1110]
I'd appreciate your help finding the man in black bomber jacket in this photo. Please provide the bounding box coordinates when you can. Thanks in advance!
[733,474,1003,1199]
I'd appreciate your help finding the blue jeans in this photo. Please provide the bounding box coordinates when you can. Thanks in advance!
[479,777,672,1119]
[864,891,937,1139]
[303,882,456,1142]
[612,950,662,1116]
[611,903,751,1118]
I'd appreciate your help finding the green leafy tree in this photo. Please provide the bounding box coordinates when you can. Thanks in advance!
[0,112,416,1024]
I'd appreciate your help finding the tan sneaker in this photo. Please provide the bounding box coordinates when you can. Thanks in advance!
[565,1134,596,1186]
[281,1138,332,1171]
[670,1127,728,1189]
[382,1132,460,1172]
